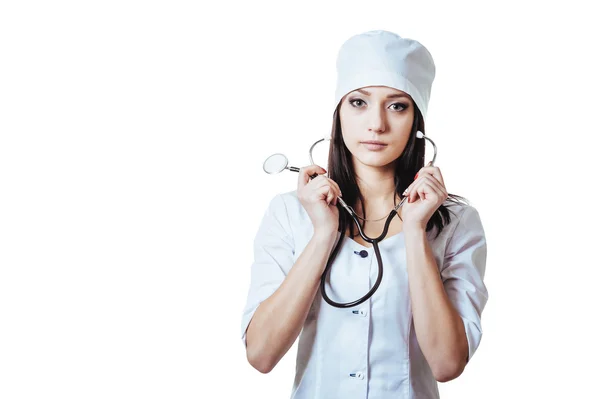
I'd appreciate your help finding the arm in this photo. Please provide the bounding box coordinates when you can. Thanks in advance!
[404,206,487,382]
[404,224,469,382]
[245,230,337,374]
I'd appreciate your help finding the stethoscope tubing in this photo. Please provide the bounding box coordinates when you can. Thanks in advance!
[289,132,436,308]
[302,172,402,308]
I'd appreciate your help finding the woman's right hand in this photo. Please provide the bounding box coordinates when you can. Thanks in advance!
[297,165,342,235]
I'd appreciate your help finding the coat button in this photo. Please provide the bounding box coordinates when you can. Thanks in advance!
[351,308,367,317]
[354,250,368,258]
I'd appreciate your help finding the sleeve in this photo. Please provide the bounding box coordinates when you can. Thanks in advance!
[240,194,295,349]
[440,205,488,363]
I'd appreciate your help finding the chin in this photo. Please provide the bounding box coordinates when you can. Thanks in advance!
[356,155,396,168]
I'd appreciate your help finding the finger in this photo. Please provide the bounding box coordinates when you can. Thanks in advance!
[313,175,342,199]
[428,167,444,186]
[408,177,428,203]
[312,176,341,198]
[405,178,422,202]
[410,180,420,203]
[316,184,333,203]
[417,165,445,186]
[411,179,445,202]
[406,174,444,201]
[326,187,336,205]
[405,168,431,197]
[414,179,431,201]
[417,183,425,202]
[328,178,343,198]
[423,178,444,200]
[310,175,333,192]
[418,173,445,192]
[298,165,327,189]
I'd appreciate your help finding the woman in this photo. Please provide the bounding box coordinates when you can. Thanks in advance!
[240,30,488,398]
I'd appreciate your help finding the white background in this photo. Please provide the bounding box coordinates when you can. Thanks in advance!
[1,1,599,398]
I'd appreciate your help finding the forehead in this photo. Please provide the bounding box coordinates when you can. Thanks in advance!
[349,86,410,98]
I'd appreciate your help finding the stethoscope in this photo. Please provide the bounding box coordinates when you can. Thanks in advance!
[262,131,438,308]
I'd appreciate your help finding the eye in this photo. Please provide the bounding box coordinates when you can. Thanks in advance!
[349,98,365,107]
[349,98,408,112]
[390,102,409,112]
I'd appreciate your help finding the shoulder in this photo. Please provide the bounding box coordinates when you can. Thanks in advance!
[278,189,301,206]
[277,189,309,222]
[432,199,484,242]
[270,190,315,246]
[441,200,486,248]
[443,199,482,225]
[262,189,310,231]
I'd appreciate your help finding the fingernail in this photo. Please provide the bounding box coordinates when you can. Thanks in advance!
[414,173,419,180]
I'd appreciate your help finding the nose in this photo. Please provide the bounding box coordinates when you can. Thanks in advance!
[368,106,386,133]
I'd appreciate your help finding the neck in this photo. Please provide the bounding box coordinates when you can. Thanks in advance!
[354,164,400,218]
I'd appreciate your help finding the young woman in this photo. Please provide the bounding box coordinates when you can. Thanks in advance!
[240,30,488,399]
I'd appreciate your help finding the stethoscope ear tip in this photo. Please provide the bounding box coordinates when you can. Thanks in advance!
[416,131,424,139]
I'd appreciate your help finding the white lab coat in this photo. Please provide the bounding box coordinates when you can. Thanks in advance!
[240,190,488,398]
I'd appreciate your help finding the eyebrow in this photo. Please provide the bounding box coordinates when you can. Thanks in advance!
[354,88,410,99]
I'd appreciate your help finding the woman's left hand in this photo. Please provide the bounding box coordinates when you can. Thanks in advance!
[399,161,449,230]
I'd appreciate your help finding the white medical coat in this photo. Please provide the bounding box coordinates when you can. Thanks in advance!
[240,190,488,398]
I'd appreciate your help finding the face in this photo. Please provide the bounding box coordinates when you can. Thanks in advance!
[339,85,414,170]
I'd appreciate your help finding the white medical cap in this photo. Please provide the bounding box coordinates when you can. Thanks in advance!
[334,30,436,120]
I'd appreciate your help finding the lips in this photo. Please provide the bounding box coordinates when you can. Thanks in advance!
[361,141,387,145]
[362,142,387,151]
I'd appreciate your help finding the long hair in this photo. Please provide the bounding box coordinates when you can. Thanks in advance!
[327,99,469,247]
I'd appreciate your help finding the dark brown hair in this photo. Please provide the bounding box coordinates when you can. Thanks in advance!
[327,98,469,244]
